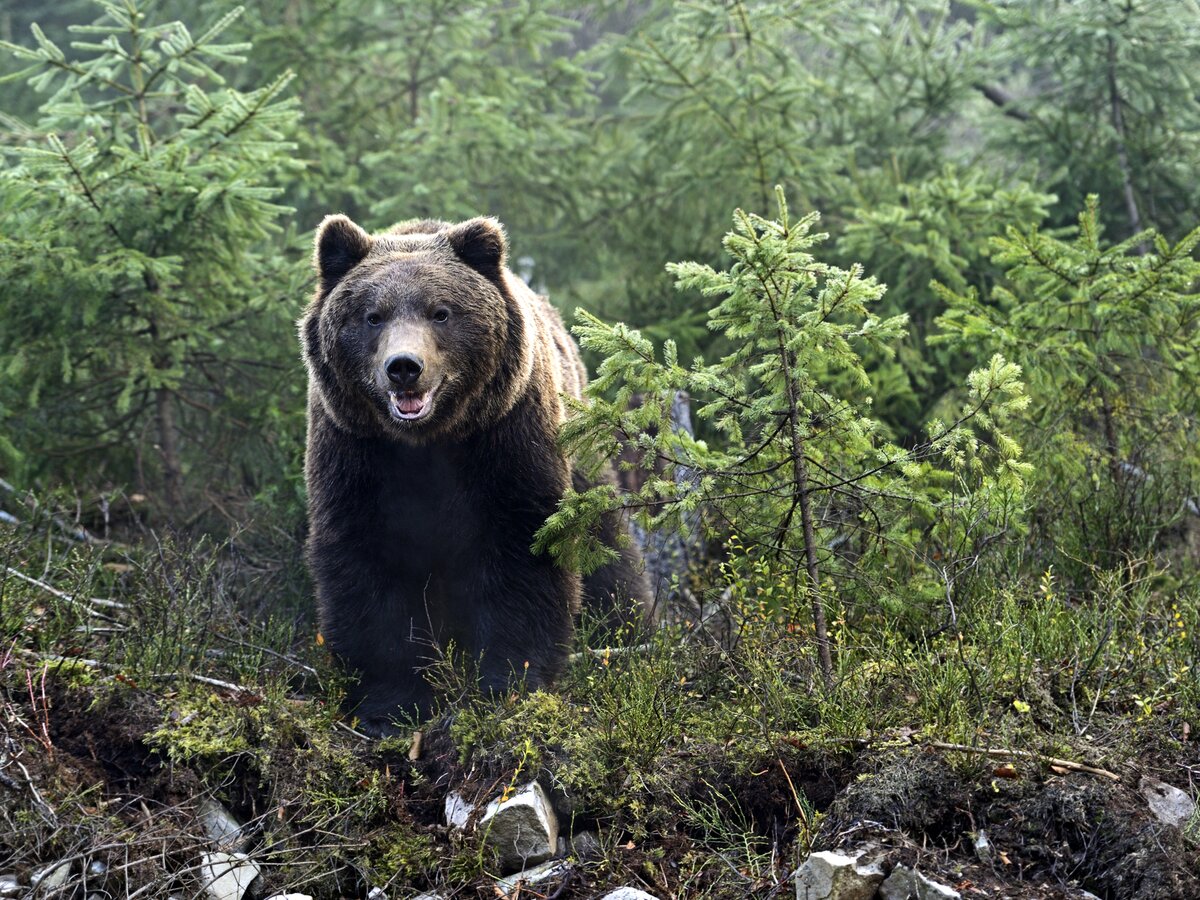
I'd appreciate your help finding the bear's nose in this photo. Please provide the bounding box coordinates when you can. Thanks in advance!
[385,353,424,388]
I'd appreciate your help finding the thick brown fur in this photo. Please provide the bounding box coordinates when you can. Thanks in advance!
[300,214,649,734]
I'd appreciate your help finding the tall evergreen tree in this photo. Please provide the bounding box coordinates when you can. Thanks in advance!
[0,1,302,515]
[977,0,1200,239]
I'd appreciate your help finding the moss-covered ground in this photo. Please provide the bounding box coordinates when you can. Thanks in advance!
[1,521,1197,899]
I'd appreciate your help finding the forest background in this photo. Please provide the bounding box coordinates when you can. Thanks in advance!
[0,2,1198,898]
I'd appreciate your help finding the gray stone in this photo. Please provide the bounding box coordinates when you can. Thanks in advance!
[599,890,660,900]
[199,799,247,851]
[879,865,960,900]
[31,861,71,893]
[480,782,559,874]
[444,791,472,829]
[200,851,260,900]
[0,875,21,898]
[495,860,570,897]
[86,859,108,878]
[570,830,603,860]
[794,850,884,900]
[263,895,313,900]
[1139,777,1197,829]
[972,830,992,864]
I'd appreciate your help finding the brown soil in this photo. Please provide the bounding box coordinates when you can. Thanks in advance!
[2,680,1197,900]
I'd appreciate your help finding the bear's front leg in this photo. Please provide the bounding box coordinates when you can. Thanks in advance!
[312,543,439,735]
[468,551,579,699]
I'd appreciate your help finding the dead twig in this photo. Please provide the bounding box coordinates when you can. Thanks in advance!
[3,565,128,611]
[14,649,260,698]
[567,643,653,663]
[925,740,1121,782]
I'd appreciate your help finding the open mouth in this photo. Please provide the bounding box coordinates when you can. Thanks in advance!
[387,387,436,421]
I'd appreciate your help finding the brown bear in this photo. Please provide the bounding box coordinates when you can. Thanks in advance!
[300,214,650,735]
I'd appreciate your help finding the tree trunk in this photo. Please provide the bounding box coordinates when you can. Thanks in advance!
[794,450,835,689]
[1106,37,1146,252]
[156,387,184,514]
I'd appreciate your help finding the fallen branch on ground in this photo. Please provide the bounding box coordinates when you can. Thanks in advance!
[925,739,1121,782]
[4,565,127,612]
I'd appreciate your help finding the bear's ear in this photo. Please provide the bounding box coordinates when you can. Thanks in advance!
[445,217,507,279]
[314,214,373,293]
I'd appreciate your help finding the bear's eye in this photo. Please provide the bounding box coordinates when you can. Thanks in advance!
[365,311,384,328]
[432,307,451,324]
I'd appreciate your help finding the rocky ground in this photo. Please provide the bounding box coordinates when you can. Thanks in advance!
[1,520,1197,900]
[1,668,1197,900]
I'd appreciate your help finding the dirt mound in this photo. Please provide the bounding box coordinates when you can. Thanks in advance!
[819,749,1200,900]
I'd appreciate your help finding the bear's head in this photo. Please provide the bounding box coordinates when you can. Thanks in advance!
[300,215,536,442]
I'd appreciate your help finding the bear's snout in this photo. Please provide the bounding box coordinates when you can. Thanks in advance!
[385,353,424,388]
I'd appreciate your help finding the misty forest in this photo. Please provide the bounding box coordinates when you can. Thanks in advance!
[0,1,1198,898]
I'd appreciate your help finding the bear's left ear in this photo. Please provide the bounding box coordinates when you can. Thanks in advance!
[314,214,373,293]
[445,217,507,280]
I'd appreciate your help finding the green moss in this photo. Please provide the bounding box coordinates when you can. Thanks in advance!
[146,688,273,767]
[364,823,441,883]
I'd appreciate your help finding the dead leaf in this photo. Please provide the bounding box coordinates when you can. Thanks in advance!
[1050,764,1070,775]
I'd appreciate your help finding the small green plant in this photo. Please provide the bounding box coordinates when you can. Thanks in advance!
[937,197,1200,584]
[539,188,1028,685]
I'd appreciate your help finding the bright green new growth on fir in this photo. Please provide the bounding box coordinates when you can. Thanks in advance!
[0,1,301,512]
[538,188,1030,683]
[937,196,1200,584]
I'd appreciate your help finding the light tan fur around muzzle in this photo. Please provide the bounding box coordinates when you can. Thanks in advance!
[374,320,444,392]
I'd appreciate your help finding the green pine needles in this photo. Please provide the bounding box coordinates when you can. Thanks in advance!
[538,188,1030,686]
[0,1,301,513]
[937,196,1200,583]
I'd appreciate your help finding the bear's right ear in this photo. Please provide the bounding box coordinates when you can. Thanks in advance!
[314,214,373,293]
[445,217,507,280]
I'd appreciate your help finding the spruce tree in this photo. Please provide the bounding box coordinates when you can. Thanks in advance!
[538,189,1030,685]
[937,198,1200,582]
[0,1,301,515]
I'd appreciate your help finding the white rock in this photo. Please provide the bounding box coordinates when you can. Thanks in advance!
[31,861,71,892]
[263,895,313,900]
[0,875,21,898]
[794,850,884,900]
[599,889,660,900]
[495,860,570,896]
[972,830,992,864]
[200,851,260,900]
[199,800,247,851]
[1139,777,1197,829]
[444,790,472,829]
[879,865,960,900]
[480,782,559,874]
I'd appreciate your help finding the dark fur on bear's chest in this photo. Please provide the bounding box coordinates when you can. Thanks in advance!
[306,402,577,733]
